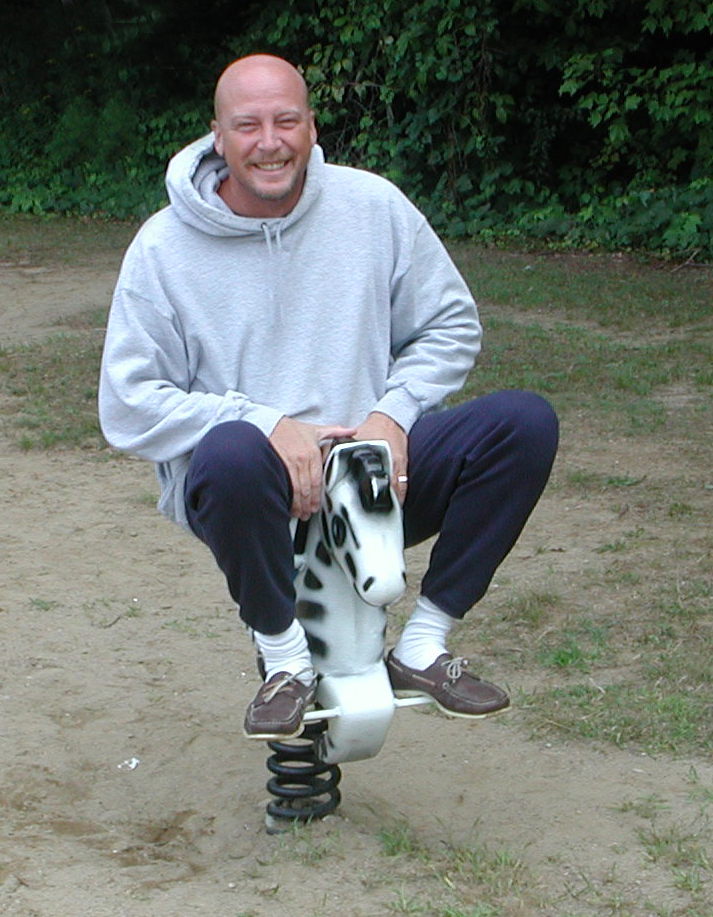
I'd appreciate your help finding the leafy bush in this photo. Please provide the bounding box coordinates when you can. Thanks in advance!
[0,0,711,257]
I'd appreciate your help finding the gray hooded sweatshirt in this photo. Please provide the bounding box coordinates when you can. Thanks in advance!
[99,135,481,528]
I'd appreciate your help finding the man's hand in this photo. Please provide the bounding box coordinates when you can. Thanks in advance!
[269,417,357,520]
[354,412,409,505]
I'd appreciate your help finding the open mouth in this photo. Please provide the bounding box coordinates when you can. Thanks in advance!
[254,161,289,172]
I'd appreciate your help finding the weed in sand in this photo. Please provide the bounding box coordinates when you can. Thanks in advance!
[379,822,425,859]
[163,616,220,639]
[673,866,706,893]
[29,597,59,611]
[563,470,646,494]
[535,618,609,673]
[686,768,713,808]
[277,822,343,866]
[605,475,647,489]
[500,589,561,628]
[637,819,711,874]
[443,840,530,899]
[593,538,628,554]
[81,597,142,628]
[619,793,669,820]
[133,491,159,508]
[536,637,591,671]
[437,906,499,917]
[388,886,428,913]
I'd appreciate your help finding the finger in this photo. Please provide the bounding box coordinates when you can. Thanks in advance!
[394,477,408,505]
[286,449,312,519]
[392,457,409,506]
[292,478,313,520]
[306,450,323,515]
[288,465,305,519]
[293,466,314,520]
[316,424,357,445]
[292,449,323,520]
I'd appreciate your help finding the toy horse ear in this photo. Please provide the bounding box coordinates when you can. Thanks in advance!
[323,436,355,488]
[348,446,393,513]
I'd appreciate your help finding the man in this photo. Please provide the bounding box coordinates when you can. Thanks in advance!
[99,54,558,742]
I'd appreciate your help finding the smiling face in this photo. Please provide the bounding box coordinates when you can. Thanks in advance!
[211,55,317,218]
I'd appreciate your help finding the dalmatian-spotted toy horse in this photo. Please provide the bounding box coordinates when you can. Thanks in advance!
[293,439,430,765]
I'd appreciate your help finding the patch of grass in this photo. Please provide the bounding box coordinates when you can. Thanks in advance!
[375,826,543,916]
[163,616,221,639]
[686,768,713,808]
[566,471,648,493]
[133,491,159,508]
[593,538,628,554]
[535,619,610,673]
[378,822,425,858]
[536,637,592,671]
[442,840,531,899]
[452,245,713,330]
[29,597,60,611]
[668,501,694,518]
[500,589,562,628]
[0,212,136,265]
[55,306,109,330]
[459,317,712,434]
[437,907,499,917]
[638,818,713,871]
[81,597,141,628]
[605,475,647,488]
[388,887,428,913]
[619,793,669,820]
[0,331,105,450]
[277,822,343,866]
[527,681,713,756]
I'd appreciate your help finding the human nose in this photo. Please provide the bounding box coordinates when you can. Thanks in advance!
[256,122,280,151]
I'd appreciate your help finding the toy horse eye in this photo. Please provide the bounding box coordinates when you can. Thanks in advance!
[331,515,347,547]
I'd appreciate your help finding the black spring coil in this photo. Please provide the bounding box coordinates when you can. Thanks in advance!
[265,720,342,826]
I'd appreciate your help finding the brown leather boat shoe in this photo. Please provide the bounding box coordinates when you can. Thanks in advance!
[386,651,510,719]
[243,668,317,740]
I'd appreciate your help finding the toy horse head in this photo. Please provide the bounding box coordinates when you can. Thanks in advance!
[321,440,406,607]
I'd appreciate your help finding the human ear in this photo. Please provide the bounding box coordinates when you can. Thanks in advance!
[211,120,224,155]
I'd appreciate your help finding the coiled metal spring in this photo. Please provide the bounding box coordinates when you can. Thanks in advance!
[265,720,342,832]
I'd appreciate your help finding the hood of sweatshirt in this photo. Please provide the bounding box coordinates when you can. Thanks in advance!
[164,132,326,238]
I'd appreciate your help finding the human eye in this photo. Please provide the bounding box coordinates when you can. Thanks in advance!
[277,114,300,129]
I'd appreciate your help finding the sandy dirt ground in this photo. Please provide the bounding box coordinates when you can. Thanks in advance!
[1,253,711,916]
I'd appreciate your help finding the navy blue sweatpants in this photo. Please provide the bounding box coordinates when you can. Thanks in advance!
[184,391,558,634]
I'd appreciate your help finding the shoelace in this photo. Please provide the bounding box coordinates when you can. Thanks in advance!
[443,656,469,681]
[262,667,316,703]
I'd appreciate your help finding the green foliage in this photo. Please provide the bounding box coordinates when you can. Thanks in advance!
[0,0,711,256]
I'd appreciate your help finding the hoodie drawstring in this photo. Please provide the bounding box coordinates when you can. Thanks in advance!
[260,222,284,311]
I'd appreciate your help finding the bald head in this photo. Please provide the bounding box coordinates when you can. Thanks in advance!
[210,54,317,218]
[214,55,310,122]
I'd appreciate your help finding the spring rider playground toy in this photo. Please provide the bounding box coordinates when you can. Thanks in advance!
[262,440,435,832]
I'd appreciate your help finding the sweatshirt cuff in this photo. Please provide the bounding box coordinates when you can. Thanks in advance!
[371,387,423,434]
[239,403,285,438]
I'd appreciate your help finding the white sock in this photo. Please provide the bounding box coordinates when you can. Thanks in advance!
[393,595,454,670]
[252,619,314,684]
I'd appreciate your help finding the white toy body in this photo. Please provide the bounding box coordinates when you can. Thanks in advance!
[293,440,412,763]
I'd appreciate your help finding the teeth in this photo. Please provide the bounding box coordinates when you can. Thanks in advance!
[256,162,286,171]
